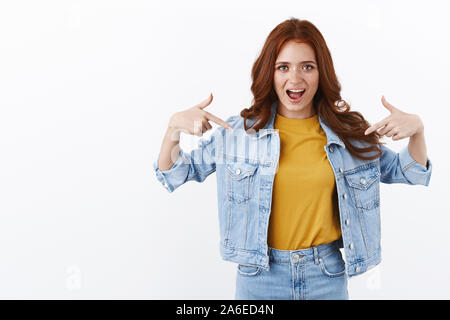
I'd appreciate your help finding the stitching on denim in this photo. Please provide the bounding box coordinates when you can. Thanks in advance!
[237,263,262,276]
[301,264,306,300]
[269,244,339,265]
[225,163,257,179]
[217,151,272,167]
[290,261,296,300]
[382,177,408,183]
[356,205,370,255]
[320,246,341,259]
[347,252,381,266]
[243,178,249,249]
[222,243,266,255]
[319,259,346,278]
[319,249,346,277]
[226,166,254,204]
[343,161,378,175]
[225,173,232,246]
[401,160,416,173]
[347,175,380,210]
[344,168,380,190]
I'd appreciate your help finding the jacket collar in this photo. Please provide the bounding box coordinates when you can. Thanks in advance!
[256,100,345,149]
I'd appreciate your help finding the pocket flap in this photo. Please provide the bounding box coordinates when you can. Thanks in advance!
[226,162,257,180]
[344,166,380,190]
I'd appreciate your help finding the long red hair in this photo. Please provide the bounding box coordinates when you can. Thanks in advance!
[240,18,384,160]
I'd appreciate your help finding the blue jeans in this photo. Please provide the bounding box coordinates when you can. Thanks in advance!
[235,238,348,300]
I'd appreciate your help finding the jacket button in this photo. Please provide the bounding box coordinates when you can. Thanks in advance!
[345,219,350,225]
[235,169,241,175]
[343,193,348,199]
[339,167,344,173]
[356,266,361,272]
[349,243,354,249]
[329,146,334,152]
[360,178,366,184]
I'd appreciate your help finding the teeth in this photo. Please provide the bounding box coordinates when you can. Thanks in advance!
[288,89,305,93]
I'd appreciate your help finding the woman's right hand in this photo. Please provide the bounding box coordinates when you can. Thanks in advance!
[168,93,233,136]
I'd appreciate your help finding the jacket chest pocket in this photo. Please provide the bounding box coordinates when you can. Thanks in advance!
[225,162,258,204]
[344,166,380,211]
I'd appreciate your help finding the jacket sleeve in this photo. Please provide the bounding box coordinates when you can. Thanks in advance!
[153,115,236,193]
[379,144,432,186]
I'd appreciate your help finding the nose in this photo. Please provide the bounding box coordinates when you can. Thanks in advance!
[288,66,305,82]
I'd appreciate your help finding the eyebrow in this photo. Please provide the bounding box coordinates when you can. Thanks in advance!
[275,61,317,65]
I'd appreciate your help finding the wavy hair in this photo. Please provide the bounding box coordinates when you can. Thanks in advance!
[240,18,384,160]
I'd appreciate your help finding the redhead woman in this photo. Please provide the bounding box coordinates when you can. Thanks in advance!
[154,18,432,300]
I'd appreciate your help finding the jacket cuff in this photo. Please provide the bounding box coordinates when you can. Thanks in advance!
[153,149,186,193]
[398,146,432,186]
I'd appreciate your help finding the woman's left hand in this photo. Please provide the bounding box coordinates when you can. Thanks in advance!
[364,96,424,140]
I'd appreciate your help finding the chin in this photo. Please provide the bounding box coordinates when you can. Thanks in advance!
[282,97,310,109]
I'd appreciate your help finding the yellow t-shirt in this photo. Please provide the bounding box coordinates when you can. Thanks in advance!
[267,111,342,250]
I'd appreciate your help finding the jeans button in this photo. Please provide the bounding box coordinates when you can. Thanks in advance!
[293,254,302,261]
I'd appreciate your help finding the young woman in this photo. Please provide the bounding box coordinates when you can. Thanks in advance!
[154,18,432,300]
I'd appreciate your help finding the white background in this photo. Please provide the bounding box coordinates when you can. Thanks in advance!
[0,0,448,299]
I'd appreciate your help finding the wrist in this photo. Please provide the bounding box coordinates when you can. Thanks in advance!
[413,115,424,137]
[413,126,424,137]
[166,123,181,142]
[169,112,184,131]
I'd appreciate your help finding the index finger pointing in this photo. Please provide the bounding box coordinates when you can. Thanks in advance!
[204,111,232,130]
[365,118,388,135]
[196,93,213,109]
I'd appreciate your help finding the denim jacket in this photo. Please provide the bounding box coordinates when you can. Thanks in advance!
[153,100,432,278]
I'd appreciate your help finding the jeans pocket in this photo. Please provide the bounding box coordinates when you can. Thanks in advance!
[318,249,346,278]
[237,263,262,277]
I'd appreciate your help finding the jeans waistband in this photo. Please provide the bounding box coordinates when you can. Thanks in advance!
[268,238,342,264]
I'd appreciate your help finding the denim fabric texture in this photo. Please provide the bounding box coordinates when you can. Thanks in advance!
[153,100,432,278]
[235,238,348,300]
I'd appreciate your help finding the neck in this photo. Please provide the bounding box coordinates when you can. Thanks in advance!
[277,101,316,119]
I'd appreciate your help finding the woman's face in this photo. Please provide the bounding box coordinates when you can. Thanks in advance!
[273,40,319,119]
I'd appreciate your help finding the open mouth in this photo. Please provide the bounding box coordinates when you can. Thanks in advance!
[286,89,305,102]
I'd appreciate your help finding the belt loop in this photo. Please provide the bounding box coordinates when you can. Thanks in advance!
[313,247,319,265]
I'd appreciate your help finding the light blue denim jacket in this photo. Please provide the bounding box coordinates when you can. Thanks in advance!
[153,100,432,278]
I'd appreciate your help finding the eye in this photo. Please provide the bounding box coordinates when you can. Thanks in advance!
[277,65,288,71]
[303,64,314,70]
